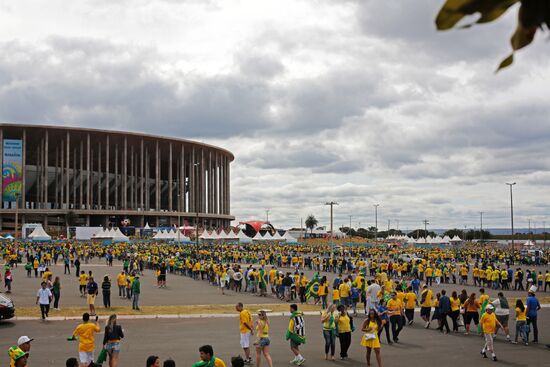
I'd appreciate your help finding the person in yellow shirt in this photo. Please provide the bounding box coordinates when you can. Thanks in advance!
[480,305,503,361]
[478,288,490,308]
[318,279,328,309]
[338,280,351,307]
[387,291,404,342]
[420,285,433,328]
[117,271,126,298]
[545,271,550,293]
[332,287,340,305]
[513,299,528,344]
[194,344,227,367]
[72,312,100,366]
[404,286,417,325]
[360,308,382,367]
[335,305,352,360]
[79,271,89,297]
[236,302,254,364]
[450,291,462,332]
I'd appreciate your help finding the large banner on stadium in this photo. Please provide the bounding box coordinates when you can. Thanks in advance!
[2,139,23,202]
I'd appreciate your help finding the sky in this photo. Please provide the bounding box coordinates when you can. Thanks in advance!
[0,0,549,232]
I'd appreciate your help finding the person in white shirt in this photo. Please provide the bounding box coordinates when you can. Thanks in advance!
[366,280,381,313]
[36,281,52,320]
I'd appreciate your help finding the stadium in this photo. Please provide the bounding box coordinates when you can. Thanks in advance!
[0,124,234,232]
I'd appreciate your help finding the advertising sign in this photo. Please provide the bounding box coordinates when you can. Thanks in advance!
[2,139,23,202]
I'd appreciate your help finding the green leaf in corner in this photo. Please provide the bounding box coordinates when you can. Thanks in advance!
[436,0,519,30]
[496,54,514,72]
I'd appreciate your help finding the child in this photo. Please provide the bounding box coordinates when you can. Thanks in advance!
[332,286,340,305]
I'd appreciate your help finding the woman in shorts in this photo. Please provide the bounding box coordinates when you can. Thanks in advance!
[462,292,480,335]
[254,310,273,367]
[103,314,124,367]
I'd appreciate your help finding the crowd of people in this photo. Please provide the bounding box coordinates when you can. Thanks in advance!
[2,240,550,366]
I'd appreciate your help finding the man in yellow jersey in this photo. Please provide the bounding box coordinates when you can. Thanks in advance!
[404,286,417,325]
[387,291,404,342]
[71,312,100,367]
[236,302,254,365]
[480,304,503,361]
[420,284,433,328]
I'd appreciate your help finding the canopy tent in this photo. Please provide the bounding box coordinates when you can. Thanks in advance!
[111,228,129,242]
[1,234,14,240]
[237,229,252,243]
[28,226,52,241]
[262,232,274,240]
[523,240,536,247]
[450,235,462,242]
[282,231,298,243]
[252,231,264,241]
[144,223,151,230]
[272,231,284,241]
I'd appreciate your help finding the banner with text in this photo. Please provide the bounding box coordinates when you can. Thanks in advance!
[3,139,23,202]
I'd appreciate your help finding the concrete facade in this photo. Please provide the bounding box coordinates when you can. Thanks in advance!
[0,124,234,231]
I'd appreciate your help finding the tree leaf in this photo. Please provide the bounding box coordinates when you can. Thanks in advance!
[436,0,519,30]
[496,53,514,72]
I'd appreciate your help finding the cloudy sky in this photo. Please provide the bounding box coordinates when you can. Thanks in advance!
[1,0,549,231]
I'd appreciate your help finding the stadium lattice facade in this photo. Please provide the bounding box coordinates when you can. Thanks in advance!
[0,124,234,231]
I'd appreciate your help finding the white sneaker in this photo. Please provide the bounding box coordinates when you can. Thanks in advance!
[296,358,306,366]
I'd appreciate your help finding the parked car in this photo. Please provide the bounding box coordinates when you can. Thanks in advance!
[398,254,423,263]
[0,293,15,320]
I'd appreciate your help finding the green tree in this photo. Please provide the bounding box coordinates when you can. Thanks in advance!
[436,0,550,71]
[443,228,465,238]
[305,214,318,235]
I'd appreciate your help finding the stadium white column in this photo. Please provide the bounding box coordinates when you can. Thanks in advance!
[21,129,26,207]
[169,142,173,213]
[86,133,91,209]
[66,131,71,209]
[123,136,127,210]
[44,129,48,209]
[155,140,160,211]
[106,135,110,210]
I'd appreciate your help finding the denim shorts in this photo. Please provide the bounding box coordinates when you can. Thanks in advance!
[258,338,270,347]
[105,342,121,353]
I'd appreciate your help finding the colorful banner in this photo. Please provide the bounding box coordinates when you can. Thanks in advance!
[2,139,23,202]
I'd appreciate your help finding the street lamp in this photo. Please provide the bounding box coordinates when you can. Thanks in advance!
[266,209,270,223]
[374,205,380,241]
[506,182,516,259]
[325,201,338,244]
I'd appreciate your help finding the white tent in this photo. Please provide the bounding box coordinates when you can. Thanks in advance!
[272,231,284,241]
[252,231,264,241]
[282,231,297,243]
[263,232,274,240]
[225,229,238,239]
[111,228,129,242]
[153,229,165,240]
[442,236,451,243]
[144,223,151,230]
[237,229,252,243]
[523,240,535,247]
[450,235,462,242]
[28,226,52,241]
[2,234,14,240]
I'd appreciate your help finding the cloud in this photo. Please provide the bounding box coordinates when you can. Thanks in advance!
[0,0,549,229]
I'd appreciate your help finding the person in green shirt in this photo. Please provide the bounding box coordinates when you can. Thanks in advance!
[131,275,140,310]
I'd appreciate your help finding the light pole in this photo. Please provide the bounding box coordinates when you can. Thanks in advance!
[374,204,380,241]
[194,162,200,247]
[479,211,484,244]
[325,201,338,243]
[14,192,20,239]
[506,182,516,258]
[349,215,352,242]
[266,209,270,223]
[423,219,429,243]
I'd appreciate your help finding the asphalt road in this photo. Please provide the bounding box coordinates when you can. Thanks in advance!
[1,312,549,366]
[4,259,550,309]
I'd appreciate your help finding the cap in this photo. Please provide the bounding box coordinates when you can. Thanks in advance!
[529,285,537,293]
[17,336,33,346]
[486,304,494,310]
[8,346,28,361]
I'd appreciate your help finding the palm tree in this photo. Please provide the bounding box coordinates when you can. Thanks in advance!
[305,214,318,236]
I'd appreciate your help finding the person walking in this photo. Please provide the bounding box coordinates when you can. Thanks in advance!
[4,268,13,293]
[86,276,98,316]
[36,281,52,320]
[52,277,61,310]
[102,275,112,308]
[512,299,528,345]
[387,291,404,342]
[450,291,461,332]
[72,312,101,367]
[420,285,433,328]
[480,304,503,361]
[117,271,126,298]
[131,275,141,310]
[491,292,511,341]
[236,302,254,365]
[286,304,306,366]
[404,286,417,325]
[321,304,337,361]
[437,290,451,334]
[376,299,392,344]
[103,314,124,367]
[361,308,383,367]
[525,288,541,343]
[463,292,480,335]
[253,310,273,367]
[335,305,353,360]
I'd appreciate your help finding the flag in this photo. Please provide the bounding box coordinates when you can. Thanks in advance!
[305,272,320,299]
